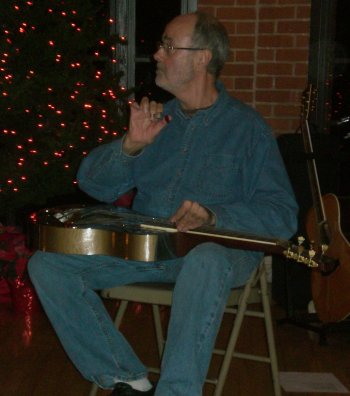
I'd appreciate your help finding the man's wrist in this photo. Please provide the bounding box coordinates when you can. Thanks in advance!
[122,135,143,156]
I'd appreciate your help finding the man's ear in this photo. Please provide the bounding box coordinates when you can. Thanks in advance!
[195,49,212,71]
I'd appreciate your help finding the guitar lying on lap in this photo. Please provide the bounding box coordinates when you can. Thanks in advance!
[29,204,337,274]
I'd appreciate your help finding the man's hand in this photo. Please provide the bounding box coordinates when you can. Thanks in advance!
[123,97,170,155]
[169,200,216,232]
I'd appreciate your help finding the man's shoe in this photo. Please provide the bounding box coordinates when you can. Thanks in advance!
[110,382,155,395]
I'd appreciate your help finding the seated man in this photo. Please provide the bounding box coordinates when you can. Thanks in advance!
[28,11,298,396]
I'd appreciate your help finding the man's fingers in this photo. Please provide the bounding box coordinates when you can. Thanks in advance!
[169,200,214,231]
[150,101,163,120]
[169,200,192,223]
[140,97,150,114]
[133,97,167,122]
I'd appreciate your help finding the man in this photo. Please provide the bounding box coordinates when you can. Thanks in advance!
[29,11,298,396]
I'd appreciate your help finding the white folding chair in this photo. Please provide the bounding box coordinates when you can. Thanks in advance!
[89,260,281,396]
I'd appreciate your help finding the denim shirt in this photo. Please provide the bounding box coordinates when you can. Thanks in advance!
[77,83,298,241]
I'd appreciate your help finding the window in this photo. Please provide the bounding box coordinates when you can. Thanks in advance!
[111,0,197,101]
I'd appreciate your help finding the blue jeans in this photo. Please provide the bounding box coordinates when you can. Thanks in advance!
[28,243,259,396]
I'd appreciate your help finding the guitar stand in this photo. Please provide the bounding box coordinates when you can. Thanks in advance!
[278,313,329,346]
[278,312,350,346]
[276,260,350,346]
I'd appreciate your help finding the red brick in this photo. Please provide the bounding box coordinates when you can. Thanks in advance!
[258,35,294,47]
[223,63,255,76]
[256,90,295,102]
[276,48,309,62]
[222,21,236,34]
[235,50,255,62]
[295,63,309,76]
[297,5,311,19]
[259,22,276,34]
[277,21,309,34]
[278,0,310,4]
[236,22,256,34]
[256,104,273,117]
[235,77,254,89]
[257,49,275,61]
[259,6,295,19]
[266,118,296,133]
[296,35,310,48]
[275,76,307,89]
[199,0,238,4]
[274,104,300,117]
[236,0,258,5]
[217,7,257,20]
[234,91,254,103]
[256,77,274,89]
[230,35,256,49]
[257,63,294,75]
[226,50,235,63]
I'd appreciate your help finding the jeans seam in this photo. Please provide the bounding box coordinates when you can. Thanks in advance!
[80,274,146,385]
[182,261,236,396]
[196,263,234,353]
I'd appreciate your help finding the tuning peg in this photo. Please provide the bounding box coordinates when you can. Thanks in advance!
[307,248,318,268]
[321,244,328,254]
[297,236,305,245]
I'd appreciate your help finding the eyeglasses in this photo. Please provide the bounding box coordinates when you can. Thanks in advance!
[156,41,206,56]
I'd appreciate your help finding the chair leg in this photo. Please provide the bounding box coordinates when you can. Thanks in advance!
[259,267,281,396]
[114,300,129,328]
[213,266,258,396]
[88,383,99,396]
[152,304,165,358]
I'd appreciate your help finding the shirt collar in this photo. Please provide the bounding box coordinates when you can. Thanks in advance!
[173,81,230,121]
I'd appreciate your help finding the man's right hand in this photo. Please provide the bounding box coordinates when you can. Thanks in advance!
[123,97,170,155]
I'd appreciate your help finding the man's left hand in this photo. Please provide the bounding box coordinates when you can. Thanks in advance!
[169,200,215,232]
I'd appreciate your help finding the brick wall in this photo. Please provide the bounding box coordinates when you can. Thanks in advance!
[198,0,311,135]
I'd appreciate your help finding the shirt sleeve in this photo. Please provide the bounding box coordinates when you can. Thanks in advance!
[76,136,139,203]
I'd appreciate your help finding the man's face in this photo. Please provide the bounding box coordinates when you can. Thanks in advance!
[153,14,198,96]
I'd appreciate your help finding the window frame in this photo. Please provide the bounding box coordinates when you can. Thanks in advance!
[110,0,197,91]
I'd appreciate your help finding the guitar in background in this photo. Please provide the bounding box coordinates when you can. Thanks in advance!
[301,84,350,323]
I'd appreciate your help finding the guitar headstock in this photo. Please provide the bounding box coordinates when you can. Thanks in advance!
[283,241,339,275]
[301,84,317,121]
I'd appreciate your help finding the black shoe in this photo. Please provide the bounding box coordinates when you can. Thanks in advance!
[110,382,155,396]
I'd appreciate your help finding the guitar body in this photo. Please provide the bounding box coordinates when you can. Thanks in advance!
[306,193,350,323]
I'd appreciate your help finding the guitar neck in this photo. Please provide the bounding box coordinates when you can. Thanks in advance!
[301,85,330,245]
[303,126,325,219]
[141,222,289,256]
[141,220,336,273]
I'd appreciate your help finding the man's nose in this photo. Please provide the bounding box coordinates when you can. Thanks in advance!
[154,46,165,62]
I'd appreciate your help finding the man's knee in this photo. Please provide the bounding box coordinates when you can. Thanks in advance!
[185,242,237,269]
[183,243,235,279]
[27,251,50,282]
[187,242,225,260]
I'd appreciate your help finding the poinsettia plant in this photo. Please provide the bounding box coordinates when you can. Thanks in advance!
[0,225,32,279]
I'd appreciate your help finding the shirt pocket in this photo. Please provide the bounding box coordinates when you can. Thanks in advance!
[193,154,242,201]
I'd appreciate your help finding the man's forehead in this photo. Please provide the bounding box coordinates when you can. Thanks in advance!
[162,15,196,43]
[161,33,191,45]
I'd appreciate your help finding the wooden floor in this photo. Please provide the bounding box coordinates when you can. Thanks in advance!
[1,293,350,396]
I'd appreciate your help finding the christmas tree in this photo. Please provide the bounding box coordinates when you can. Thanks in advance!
[0,0,130,222]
